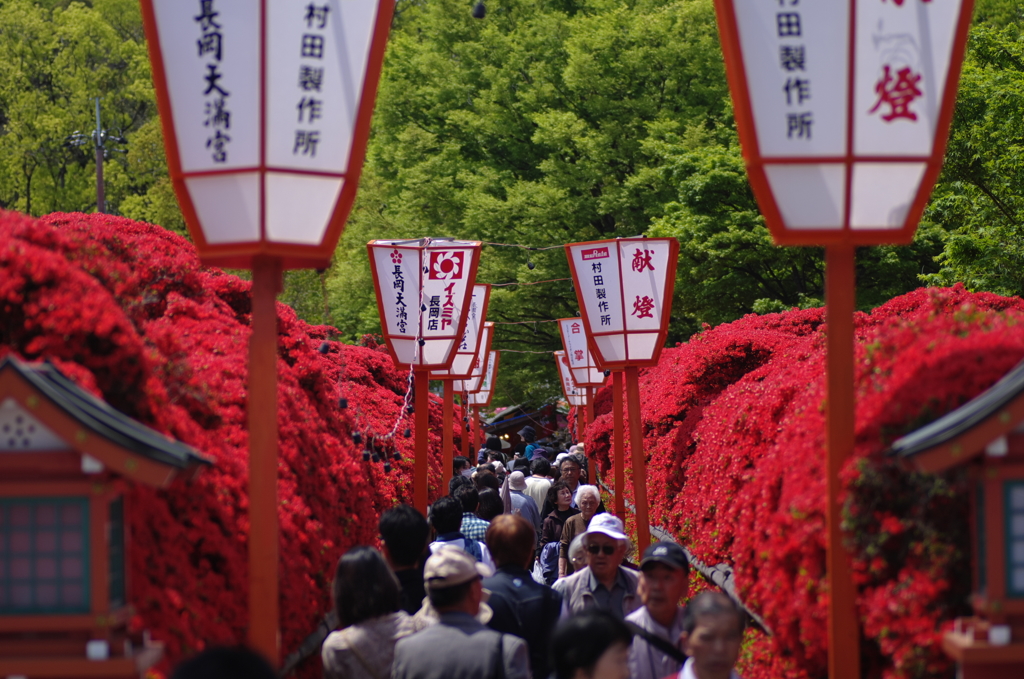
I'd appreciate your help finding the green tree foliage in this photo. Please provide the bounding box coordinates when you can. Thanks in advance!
[0,0,184,231]
[328,0,731,404]
[921,24,1024,295]
[647,134,948,331]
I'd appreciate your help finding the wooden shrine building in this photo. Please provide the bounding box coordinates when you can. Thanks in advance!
[0,356,208,677]
[891,359,1024,678]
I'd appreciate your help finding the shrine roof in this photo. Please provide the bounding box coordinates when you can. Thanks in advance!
[0,355,209,471]
[889,358,1024,471]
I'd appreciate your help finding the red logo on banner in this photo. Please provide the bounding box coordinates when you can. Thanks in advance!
[581,247,610,261]
[429,251,465,280]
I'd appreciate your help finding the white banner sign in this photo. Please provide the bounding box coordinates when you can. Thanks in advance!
[369,239,481,369]
[454,322,493,393]
[431,285,490,379]
[555,351,586,407]
[559,318,607,386]
[468,351,499,407]
[565,238,678,369]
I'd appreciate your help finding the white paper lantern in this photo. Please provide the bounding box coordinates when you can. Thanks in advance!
[431,285,491,380]
[141,0,395,268]
[368,239,482,370]
[715,0,974,245]
[565,238,679,369]
[467,351,499,407]
[454,322,494,393]
[558,318,607,386]
[555,351,587,407]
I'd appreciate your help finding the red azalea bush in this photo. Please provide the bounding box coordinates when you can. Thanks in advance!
[587,286,1024,678]
[0,210,455,674]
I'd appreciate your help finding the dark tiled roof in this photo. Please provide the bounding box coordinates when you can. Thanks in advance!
[890,358,1024,460]
[0,356,209,470]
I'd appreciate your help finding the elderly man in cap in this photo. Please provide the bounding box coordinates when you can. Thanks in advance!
[392,545,530,679]
[626,542,690,679]
[554,513,640,621]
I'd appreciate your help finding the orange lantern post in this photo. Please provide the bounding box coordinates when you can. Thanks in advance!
[140,0,395,664]
[431,285,491,481]
[368,239,482,513]
[566,238,679,554]
[712,0,975,674]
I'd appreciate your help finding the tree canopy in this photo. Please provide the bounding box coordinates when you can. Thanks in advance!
[0,0,1022,407]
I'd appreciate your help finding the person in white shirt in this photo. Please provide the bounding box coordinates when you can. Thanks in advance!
[625,542,690,679]
[676,591,744,679]
[524,457,553,511]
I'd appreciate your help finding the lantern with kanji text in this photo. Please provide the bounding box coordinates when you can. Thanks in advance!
[141,0,395,268]
[467,351,499,408]
[565,237,679,554]
[140,0,396,663]
[367,238,482,512]
[714,0,974,246]
[430,285,491,481]
[712,2,974,675]
[558,318,605,444]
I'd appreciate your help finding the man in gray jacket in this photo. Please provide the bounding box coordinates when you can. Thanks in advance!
[554,513,641,621]
[392,545,530,679]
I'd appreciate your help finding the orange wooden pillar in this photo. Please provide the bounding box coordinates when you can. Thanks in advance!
[625,366,651,554]
[473,406,483,448]
[612,371,626,518]
[461,391,470,458]
[585,387,595,445]
[248,258,282,665]
[414,368,430,513]
[576,404,586,443]
[825,245,860,679]
[442,380,454,481]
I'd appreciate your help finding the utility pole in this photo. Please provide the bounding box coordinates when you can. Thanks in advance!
[93,99,105,213]
[64,98,126,214]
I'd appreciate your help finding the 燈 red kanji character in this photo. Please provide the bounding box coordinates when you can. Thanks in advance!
[631,295,655,319]
[869,65,923,122]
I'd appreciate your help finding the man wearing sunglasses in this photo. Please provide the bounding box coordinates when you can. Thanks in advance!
[554,513,641,621]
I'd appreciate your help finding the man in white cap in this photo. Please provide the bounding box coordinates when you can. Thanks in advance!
[392,545,530,679]
[553,513,640,621]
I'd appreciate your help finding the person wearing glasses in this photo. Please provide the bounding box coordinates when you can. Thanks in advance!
[554,513,640,621]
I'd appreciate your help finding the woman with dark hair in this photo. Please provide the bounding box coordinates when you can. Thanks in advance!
[551,610,632,679]
[321,546,416,679]
[540,481,580,547]
[476,488,504,521]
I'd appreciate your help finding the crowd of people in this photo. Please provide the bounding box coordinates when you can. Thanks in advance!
[171,427,746,679]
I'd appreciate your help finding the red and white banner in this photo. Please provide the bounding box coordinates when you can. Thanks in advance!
[368,239,481,369]
[454,322,493,393]
[431,284,490,379]
[715,0,974,245]
[565,238,678,369]
[558,318,606,386]
[555,351,586,407]
[467,351,499,407]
